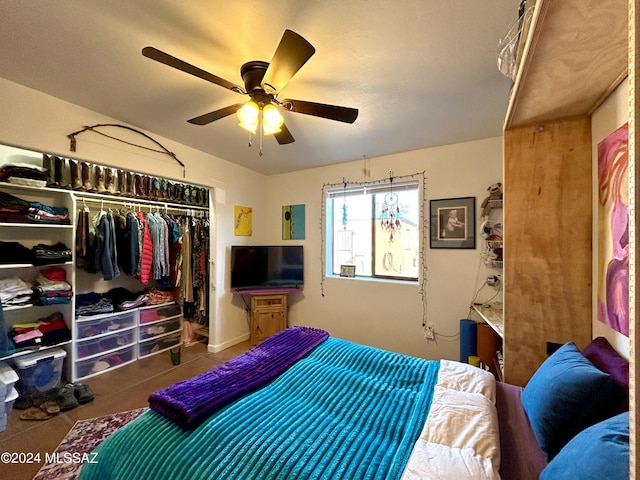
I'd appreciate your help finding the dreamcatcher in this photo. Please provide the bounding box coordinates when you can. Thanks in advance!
[379,172,402,242]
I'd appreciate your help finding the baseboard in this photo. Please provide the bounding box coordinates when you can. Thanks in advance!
[208,332,250,353]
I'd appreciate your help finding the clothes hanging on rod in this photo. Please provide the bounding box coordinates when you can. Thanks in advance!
[73,197,210,328]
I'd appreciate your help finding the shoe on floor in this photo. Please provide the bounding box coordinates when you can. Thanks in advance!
[40,400,60,415]
[73,383,94,404]
[14,392,50,410]
[19,407,53,421]
[54,384,79,411]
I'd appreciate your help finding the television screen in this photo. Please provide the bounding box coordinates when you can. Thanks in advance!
[230,245,303,291]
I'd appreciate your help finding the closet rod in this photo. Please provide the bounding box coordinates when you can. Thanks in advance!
[71,191,209,213]
[73,196,209,216]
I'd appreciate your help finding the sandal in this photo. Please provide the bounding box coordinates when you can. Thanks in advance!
[19,407,53,421]
[40,400,60,414]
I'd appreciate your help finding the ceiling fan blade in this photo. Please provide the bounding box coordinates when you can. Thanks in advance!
[142,46,243,93]
[282,99,359,123]
[261,30,316,94]
[274,123,295,145]
[187,104,244,125]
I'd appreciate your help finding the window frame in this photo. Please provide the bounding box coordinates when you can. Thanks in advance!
[324,178,421,283]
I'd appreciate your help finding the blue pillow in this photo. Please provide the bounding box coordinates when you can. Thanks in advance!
[522,342,615,459]
[540,412,629,480]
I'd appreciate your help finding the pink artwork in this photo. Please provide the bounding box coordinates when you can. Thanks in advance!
[597,123,629,336]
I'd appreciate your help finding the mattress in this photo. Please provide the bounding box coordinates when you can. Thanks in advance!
[79,328,501,480]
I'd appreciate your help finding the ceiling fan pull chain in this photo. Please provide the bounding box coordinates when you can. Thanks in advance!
[259,119,264,157]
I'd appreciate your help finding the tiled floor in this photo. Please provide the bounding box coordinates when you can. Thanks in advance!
[0,339,251,480]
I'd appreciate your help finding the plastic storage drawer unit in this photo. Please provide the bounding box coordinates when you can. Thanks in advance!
[74,345,135,380]
[139,331,181,358]
[138,317,181,340]
[76,310,136,339]
[0,361,19,397]
[139,303,182,324]
[75,328,136,359]
[13,348,67,396]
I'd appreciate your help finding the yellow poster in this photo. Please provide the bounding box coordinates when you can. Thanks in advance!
[234,206,252,236]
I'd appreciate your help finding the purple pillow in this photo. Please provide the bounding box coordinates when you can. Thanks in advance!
[583,337,629,413]
[583,337,628,389]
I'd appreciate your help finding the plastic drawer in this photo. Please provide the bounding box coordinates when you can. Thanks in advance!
[139,303,182,324]
[76,310,136,339]
[138,317,181,340]
[138,331,181,358]
[74,345,136,380]
[75,328,136,359]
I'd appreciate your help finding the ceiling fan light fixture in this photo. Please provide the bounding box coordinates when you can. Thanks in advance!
[262,104,284,135]
[237,101,260,133]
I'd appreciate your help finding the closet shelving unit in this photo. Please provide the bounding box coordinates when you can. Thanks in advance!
[0,182,74,362]
[0,176,210,382]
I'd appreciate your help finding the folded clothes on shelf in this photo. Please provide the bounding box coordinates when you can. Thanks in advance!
[0,190,69,224]
[0,164,48,184]
[146,288,176,305]
[118,294,148,310]
[0,241,33,264]
[8,311,71,349]
[33,267,73,306]
[32,242,73,265]
[0,190,30,213]
[75,298,113,317]
[0,277,33,305]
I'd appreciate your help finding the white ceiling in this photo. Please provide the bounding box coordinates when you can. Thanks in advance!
[0,0,518,175]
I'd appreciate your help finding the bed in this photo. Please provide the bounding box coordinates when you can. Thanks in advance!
[78,327,629,480]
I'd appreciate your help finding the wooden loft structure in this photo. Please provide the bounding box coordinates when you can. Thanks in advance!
[501,0,636,474]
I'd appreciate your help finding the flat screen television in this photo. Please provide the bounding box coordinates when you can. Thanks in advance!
[230,245,304,291]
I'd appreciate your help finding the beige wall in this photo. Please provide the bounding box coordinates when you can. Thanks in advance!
[261,137,503,360]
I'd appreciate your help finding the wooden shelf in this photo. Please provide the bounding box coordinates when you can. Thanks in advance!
[472,305,504,339]
[505,0,628,129]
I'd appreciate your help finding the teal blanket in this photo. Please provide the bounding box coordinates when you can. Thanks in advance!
[79,338,440,480]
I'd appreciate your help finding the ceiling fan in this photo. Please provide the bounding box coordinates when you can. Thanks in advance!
[142,30,358,150]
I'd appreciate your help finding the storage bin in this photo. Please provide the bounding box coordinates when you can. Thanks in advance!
[139,331,181,358]
[76,310,136,339]
[74,345,135,380]
[75,328,136,359]
[13,348,66,395]
[138,317,181,340]
[139,303,181,324]
[4,387,17,414]
[0,361,19,397]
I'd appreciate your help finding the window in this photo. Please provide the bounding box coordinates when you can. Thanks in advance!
[325,179,420,281]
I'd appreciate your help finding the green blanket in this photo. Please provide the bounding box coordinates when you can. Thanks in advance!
[79,337,440,480]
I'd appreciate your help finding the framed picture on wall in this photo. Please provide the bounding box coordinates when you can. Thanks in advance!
[430,197,476,249]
